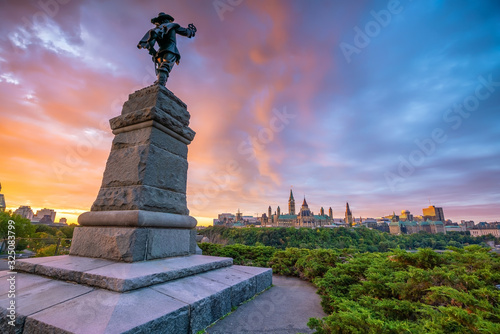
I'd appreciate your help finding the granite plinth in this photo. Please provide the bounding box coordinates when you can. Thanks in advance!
[90,85,195,216]
[15,254,233,292]
[78,210,197,228]
[2,259,272,334]
[69,227,197,262]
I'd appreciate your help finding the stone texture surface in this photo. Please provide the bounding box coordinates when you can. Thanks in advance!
[99,144,188,193]
[0,274,93,333]
[198,266,272,308]
[0,272,52,296]
[78,210,197,228]
[14,256,114,284]
[232,265,274,294]
[91,185,188,215]
[90,85,194,217]
[15,254,233,292]
[110,109,195,143]
[1,261,273,333]
[13,255,68,274]
[151,275,232,334]
[110,85,195,142]
[109,85,196,144]
[122,85,189,124]
[112,126,188,159]
[70,227,198,262]
[23,287,189,334]
[70,226,148,262]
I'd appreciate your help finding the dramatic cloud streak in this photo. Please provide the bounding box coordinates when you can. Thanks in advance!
[1,0,499,225]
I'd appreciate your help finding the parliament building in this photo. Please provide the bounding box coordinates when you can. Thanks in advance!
[262,189,337,228]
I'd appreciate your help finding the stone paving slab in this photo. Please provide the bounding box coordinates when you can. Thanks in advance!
[0,272,52,297]
[16,255,114,283]
[14,255,73,274]
[0,275,93,332]
[15,255,233,292]
[152,275,232,334]
[24,286,190,334]
[0,264,273,334]
[198,267,259,308]
[231,265,273,294]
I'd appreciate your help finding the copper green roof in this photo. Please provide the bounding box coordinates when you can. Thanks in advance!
[401,221,418,226]
[278,215,297,220]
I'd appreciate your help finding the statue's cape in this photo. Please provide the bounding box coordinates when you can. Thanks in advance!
[137,30,153,49]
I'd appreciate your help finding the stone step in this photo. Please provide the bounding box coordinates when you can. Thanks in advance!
[0,265,272,334]
[15,254,233,292]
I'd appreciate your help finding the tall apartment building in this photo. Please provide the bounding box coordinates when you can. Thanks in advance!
[14,206,35,220]
[0,183,5,212]
[422,205,445,221]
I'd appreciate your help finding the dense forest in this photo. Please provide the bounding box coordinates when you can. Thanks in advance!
[199,226,498,252]
[199,243,500,333]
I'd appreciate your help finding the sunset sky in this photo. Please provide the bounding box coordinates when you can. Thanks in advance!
[1,0,499,226]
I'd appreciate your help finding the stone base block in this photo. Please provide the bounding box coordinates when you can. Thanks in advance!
[15,254,233,292]
[78,210,197,228]
[69,226,197,262]
[91,185,189,215]
[2,261,272,333]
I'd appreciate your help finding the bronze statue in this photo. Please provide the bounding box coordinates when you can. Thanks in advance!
[138,13,197,86]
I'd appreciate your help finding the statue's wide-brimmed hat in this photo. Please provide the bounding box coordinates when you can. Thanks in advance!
[151,12,174,24]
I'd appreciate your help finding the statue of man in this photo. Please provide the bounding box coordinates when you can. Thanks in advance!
[137,12,197,86]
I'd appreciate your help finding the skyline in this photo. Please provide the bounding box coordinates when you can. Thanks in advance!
[1,0,499,226]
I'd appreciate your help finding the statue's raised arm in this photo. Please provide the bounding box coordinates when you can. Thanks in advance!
[137,12,197,86]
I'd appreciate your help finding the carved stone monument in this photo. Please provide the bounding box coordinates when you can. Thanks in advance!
[70,85,199,262]
[3,86,272,333]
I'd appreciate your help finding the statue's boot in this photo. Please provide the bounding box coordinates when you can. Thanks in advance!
[157,70,168,86]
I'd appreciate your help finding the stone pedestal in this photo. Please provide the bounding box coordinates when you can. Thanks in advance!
[3,86,273,334]
[70,85,198,261]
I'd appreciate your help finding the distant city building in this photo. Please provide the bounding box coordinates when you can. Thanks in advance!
[362,218,378,229]
[0,183,6,212]
[400,210,413,221]
[235,209,242,222]
[445,225,466,233]
[213,211,261,227]
[213,213,236,226]
[389,220,446,235]
[384,212,399,222]
[38,215,54,225]
[14,206,35,220]
[420,220,446,234]
[13,205,67,227]
[469,222,500,237]
[345,202,353,226]
[266,189,334,228]
[462,220,475,229]
[33,208,57,223]
[422,205,445,222]
[288,189,295,215]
